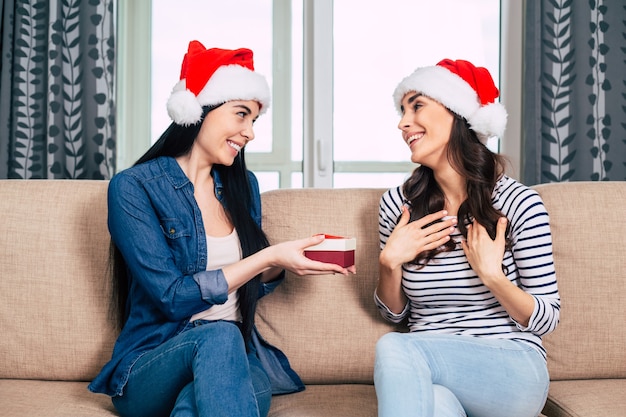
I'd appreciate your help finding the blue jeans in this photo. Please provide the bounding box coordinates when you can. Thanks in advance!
[374,332,549,417]
[112,320,271,417]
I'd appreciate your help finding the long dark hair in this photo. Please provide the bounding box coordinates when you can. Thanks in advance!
[402,113,511,268]
[110,105,269,344]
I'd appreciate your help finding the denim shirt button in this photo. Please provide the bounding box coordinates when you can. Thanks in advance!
[169,228,175,234]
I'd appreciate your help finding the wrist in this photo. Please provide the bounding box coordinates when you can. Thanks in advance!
[379,250,402,271]
[255,245,277,271]
[480,271,508,289]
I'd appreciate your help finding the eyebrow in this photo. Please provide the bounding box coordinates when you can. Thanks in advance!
[233,104,252,114]
[400,93,422,112]
[233,104,260,122]
[406,93,422,105]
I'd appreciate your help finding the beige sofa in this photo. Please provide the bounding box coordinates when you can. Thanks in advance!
[0,180,624,417]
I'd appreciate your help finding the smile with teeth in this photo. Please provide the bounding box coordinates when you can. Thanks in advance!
[406,133,424,146]
[227,140,242,152]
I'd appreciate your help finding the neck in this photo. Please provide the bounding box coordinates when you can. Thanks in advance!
[176,153,213,187]
[433,167,466,215]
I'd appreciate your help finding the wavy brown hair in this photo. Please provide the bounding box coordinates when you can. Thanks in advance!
[402,113,512,268]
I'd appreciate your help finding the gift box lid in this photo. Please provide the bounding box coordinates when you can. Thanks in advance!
[305,234,356,251]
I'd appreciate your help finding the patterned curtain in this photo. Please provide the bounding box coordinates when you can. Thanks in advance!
[0,0,116,179]
[522,0,626,184]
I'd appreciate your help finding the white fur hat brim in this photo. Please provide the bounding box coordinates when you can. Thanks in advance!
[167,64,270,126]
[393,66,507,142]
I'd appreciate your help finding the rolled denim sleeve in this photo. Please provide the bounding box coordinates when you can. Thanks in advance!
[192,269,229,305]
[259,270,285,298]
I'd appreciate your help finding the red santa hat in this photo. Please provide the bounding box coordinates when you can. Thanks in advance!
[393,59,507,142]
[166,41,271,126]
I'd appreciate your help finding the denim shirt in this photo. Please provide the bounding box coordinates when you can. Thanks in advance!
[89,156,303,397]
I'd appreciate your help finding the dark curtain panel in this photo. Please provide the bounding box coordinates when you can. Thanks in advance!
[0,0,116,179]
[523,0,626,184]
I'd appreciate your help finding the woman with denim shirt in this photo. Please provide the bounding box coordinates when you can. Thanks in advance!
[88,41,355,417]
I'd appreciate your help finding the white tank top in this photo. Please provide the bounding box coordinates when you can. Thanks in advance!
[190,228,242,322]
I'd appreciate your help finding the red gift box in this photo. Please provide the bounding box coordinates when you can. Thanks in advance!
[304,234,356,267]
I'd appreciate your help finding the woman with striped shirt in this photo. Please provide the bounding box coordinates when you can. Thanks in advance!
[374,59,560,417]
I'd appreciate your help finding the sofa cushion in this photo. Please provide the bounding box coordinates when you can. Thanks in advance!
[269,384,377,417]
[533,182,626,380]
[542,379,626,417]
[0,180,117,381]
[257,188,403,385]
[0,380,116,417]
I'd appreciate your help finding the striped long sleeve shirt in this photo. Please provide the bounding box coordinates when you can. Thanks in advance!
[375,175,560,359]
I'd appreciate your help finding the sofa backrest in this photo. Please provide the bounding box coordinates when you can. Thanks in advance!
[256,188,402,384]
[533,181,626,380]
[0,180,116,381]
[2,180,624,386]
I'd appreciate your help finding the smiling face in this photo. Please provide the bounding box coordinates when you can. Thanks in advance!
[191,100,261,166]
[398,92,455,169]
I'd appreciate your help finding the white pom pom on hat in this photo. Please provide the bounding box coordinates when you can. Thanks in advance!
[166,41,271,126]
[167,83,203,126]
[393,59,507,143]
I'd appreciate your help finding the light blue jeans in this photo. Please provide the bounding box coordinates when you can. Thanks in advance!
[112,320,271,417]
[374,332,549,417]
